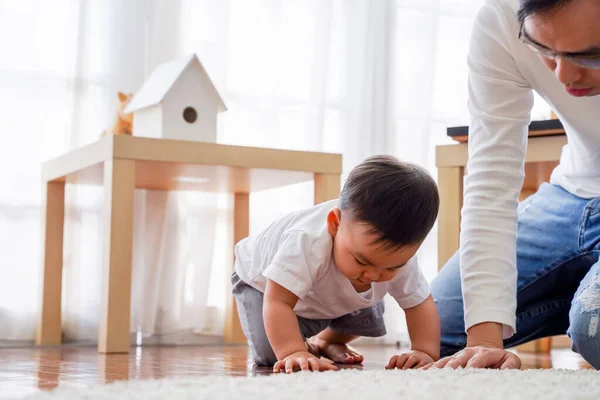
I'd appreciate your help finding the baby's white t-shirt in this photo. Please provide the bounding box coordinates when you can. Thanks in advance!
[234,199,431,320]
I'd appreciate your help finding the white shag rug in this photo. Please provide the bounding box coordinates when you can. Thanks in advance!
[23,369,600,400]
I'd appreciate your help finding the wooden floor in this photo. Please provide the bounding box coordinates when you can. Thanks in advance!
[0,345,592,399]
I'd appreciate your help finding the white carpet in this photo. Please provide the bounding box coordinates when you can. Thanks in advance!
[23,369,600,400]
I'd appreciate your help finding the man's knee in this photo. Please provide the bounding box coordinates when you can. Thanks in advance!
[431,252,468,356]
[431,252,464,326]
[568,274,600,370]
[431,251,461,300]
[569,314,600,370]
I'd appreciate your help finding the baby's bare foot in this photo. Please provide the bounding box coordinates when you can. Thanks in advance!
[305,337,322,358]
[317,342,364,364]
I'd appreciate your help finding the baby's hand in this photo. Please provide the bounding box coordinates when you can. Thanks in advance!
[386,350,433,370]
[273,351,339,374]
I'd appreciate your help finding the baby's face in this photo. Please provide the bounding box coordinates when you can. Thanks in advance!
[327,209,419,286]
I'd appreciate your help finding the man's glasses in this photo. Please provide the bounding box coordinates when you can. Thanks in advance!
[518,22,600,70]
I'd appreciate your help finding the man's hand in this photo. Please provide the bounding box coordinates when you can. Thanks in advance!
[423,322,521,370]
[273,351,339,374]
[422,346,521,370]
[386,350,434,370]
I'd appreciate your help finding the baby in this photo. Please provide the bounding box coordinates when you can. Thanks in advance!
[232,155,440,373]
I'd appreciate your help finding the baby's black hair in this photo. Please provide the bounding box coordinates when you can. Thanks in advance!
[339,155,439,250]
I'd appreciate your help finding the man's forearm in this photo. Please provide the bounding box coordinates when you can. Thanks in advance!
[263,300,306,360]
[467,322,504,348]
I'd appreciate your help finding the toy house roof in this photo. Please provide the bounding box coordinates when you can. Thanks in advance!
[125,53,227,114]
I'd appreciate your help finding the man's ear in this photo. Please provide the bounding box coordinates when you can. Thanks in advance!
[327,208,341,237]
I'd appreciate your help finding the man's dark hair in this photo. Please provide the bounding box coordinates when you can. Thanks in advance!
[517,0,572,24]
[339,155,439,250]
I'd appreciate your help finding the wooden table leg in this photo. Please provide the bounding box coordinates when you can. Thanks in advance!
[224,192,250,344]
[35,349,61,390]
[98,353,130,383]
[314,173,340,205]
[437,167,464,270]
[36,181,66,346]
[99,159,135,354]
[516,337,553,353]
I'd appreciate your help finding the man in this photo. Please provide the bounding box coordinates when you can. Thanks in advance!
[430,0,600,370]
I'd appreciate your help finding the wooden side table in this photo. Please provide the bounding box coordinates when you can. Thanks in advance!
[37,135,342,354]
[436,134,567,353]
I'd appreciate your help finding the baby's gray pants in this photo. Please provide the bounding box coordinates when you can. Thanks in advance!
[231,271,386,366]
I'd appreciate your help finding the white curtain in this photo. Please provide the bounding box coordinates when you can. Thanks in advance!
[0,0,221,344]
[0,0,551,345]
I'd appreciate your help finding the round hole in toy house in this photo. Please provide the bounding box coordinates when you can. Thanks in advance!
[183,107,197,123]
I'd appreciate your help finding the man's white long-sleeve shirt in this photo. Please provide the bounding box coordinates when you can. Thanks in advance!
[462,0,600,338]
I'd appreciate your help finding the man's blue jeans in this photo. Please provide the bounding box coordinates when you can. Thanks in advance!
[432,183,600,369]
